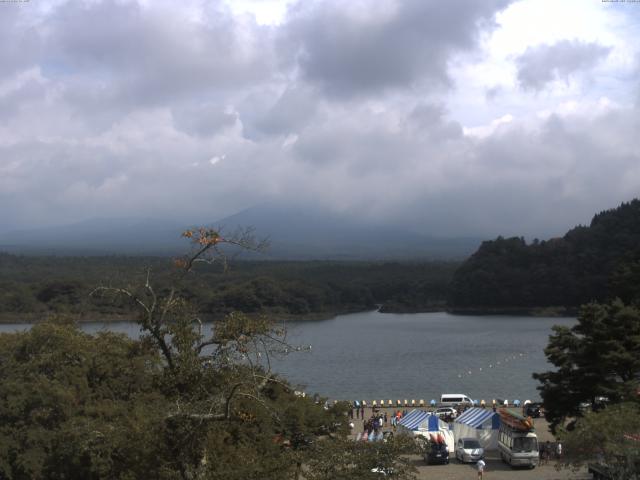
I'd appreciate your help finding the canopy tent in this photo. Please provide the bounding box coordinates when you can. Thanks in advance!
[398,410,454,452]
[452,408,501,450]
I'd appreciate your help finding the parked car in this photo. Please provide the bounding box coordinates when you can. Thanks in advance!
[455,438,484,463]
[524,403,541,418]
[371,466,395,476]
[579,401,592,412]
[434,407,457,419]
[593,396,610,412]
[424,442,449,465]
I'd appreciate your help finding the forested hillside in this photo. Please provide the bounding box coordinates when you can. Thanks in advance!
[0,255,457,322]
[449,199,640,311]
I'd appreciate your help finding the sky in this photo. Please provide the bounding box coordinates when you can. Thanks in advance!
[1,0,639,238]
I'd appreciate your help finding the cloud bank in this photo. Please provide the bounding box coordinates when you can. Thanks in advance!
[0,0,639,238]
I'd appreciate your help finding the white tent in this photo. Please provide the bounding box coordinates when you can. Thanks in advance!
[397,410,455,453]
[452,408,500,450]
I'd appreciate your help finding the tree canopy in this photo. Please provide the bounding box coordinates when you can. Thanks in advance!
[449,199,640,311]
[533,300,640,432]
[0,228,418,479]
[0,253,457,322]
[558,402,640,479]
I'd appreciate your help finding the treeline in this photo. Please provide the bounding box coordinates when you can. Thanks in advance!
[449,199,640,311]
[0,254,458,321]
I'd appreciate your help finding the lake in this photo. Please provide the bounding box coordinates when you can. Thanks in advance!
[0,310,575,403]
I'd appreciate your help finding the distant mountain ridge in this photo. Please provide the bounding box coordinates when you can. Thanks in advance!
[0,218,186,255]
[0,205,481,260]
[449,199,640,311]
[213,204,481,260]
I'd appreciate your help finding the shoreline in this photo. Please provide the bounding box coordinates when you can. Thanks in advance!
[0,304,578,324]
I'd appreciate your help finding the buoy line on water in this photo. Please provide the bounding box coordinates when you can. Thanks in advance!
[456,351,529,379]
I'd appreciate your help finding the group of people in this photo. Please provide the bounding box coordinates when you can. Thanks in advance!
[350,405,371,419]
[351,405,410,422]
[389,409,406,428]
[540,440,562,464]
[350,408,409,437]
[362,413,385,437]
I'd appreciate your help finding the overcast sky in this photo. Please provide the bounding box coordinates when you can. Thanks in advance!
[1,0,639,237]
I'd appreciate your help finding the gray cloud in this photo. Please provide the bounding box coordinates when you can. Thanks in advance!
[171,104,238,137]
[0,0,639,243]
[0,7,41,78]
[251,85,319,136]
[235,84,320,140]
[44,0,276,112]
[281,0,513,97]
[516,39,611,91]
[0,73,47,123]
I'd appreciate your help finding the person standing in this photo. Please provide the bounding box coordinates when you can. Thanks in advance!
[556,441,562,459]
[476,459,486,479]
[544,441,552,465]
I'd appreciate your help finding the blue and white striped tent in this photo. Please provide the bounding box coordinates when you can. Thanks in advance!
[452,408,500,450]
[399,410,441,430]
[398,410,454,452]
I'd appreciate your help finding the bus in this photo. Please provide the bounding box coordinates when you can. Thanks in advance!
[498,423,539,468]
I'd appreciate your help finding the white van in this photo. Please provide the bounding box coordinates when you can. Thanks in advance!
[440,394,473,406]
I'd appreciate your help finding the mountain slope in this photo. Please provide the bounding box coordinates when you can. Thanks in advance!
[448,199,640,310]
[0,218,185,255]
[0,205,481,259]
[213,204,480,260]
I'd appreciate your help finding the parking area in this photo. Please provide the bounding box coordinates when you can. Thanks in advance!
[350,408,591,479]
[410,452,589,480]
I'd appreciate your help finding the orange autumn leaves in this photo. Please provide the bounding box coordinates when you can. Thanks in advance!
[182,227,224,246]
[173,228,226,270]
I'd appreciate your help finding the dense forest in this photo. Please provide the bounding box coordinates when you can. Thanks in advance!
[0,254,458,322]
[449,199,640,311]
[0,228,420,479]
[4,199,640,321]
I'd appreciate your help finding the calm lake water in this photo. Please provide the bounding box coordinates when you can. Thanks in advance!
[0,311,575,403]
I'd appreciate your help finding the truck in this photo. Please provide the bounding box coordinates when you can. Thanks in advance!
[497,408,539,469]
